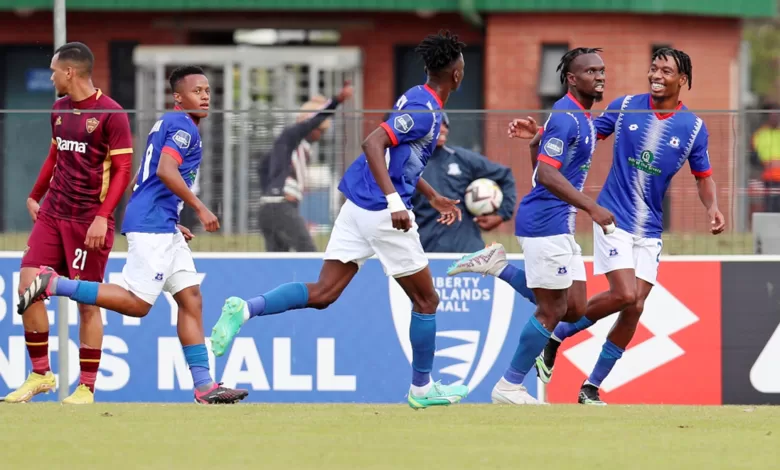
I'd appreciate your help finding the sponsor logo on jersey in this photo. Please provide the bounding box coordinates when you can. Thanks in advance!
[173,130,192,149]
[56,137,87,154]
[393,114,414,134]
[628,150,662,176]
[543,138,564,157]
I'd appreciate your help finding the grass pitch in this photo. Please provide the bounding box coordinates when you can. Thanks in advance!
[1,403,776,469]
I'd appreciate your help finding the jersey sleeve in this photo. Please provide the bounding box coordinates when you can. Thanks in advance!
[379,103,435,147]
[594,96,625,140]
[688,122,712,178]
[537,113,577,169]
[162,118,195,165]
[106,111,134,158]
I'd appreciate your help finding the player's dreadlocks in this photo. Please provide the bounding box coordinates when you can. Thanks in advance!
[652,47,692,90]
[169,65,206,92]
[415,30,466,74]
[557,47,603,84]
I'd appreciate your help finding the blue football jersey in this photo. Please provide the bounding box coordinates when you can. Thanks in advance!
[515,93,596,237]
[122,112,202,234]
[594,93,712,239]
[338,84,442,211]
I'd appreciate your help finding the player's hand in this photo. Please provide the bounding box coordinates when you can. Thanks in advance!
[85,216,108,251]
[337,81,354,103]
[474,214,504,231]
[508,117,539,139]
[177,224,195,242]
[26,198,40,223]
[431,195,462,226]
[588,205,616,234]
[708,207,726,235]
[391,210,413,232]
[196,206,220,232]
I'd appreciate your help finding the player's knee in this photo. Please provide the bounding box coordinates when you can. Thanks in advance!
[410,290,439,314]
[613,289,637,309]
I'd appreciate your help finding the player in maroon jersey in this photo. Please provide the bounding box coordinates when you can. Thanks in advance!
[3,42,133,404]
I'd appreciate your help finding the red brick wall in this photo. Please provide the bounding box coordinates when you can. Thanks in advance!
[484,13,741,235]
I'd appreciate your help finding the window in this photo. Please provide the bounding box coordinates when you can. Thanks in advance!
[537,44,569,114]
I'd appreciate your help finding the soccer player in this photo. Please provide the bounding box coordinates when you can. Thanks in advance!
[18,66,249,405]
[531,48,725,405]
[447,48,615,405]
[209,30,468,410]
[3,42,133,404]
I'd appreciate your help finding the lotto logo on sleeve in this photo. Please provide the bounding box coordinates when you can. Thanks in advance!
[546,261,722,405]
[543,138,564,157]
[394,114,414,134]
[173,130,191,149]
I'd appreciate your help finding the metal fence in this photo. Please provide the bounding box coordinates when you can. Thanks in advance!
[0,108,776,255]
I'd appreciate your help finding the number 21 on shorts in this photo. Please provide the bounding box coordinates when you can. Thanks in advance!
[73,248,87,271]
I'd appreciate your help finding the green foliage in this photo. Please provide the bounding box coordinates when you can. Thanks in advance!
[745,23,780,101]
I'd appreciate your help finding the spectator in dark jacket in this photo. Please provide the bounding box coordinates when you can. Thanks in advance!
[412,113,517,253]
[258,82,353,251]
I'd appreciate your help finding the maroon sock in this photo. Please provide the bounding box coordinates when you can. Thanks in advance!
[25,331,50,375]
[79,347,101,393]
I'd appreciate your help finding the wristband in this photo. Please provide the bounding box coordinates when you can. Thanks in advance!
[386,192,406,213]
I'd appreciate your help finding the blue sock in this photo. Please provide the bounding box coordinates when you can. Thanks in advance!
[504,316,551,385]
[54,278,98,305]
[409,312,436,387]
[498,264,536,304]
[587,340,625,387]
[248,282,308,318]
[553,316,594,342]
[183,344,213,390]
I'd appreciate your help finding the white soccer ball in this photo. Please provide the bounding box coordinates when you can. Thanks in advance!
[464,178,503,216]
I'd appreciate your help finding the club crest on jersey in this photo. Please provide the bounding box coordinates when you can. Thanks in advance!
[86,117,99,134]
[173,130,192,149]
[543,138,564,157]
[388,265,516,393]
[669,136,680,148]
[393,114,414,134]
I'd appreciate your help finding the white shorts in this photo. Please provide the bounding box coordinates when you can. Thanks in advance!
[517,234,586,290]
[122,231,201,305]
[324,199,428,278]
[593,222,663,285]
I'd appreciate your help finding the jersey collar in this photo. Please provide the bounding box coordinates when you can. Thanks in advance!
[423,84,444,108]
[71,88,102,109]
[649,98,683,120]
[566,92,591,119]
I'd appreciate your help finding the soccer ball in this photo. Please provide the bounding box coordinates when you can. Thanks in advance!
[464,178,503,216]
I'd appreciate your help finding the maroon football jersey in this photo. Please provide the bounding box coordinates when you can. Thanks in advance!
[41,89,133,224]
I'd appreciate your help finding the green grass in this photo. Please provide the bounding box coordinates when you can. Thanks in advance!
[0,403,777,469]
[0,232,756,255]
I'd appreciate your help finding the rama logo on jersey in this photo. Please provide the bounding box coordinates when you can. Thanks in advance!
[56,137,87,154]
[388,270,515,392]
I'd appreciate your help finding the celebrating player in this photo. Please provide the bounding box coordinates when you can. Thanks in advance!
[529,48,725,405]
[3,43,133,404]
[209,30,468,410]
[18,66,249,405]
[447,48,614,405]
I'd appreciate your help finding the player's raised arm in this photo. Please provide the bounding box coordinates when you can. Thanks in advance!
[688,122,725,234]
[593,95,626,141]
[536,114,615,231]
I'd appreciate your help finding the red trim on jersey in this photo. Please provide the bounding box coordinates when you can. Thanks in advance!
[692,168,713,178]
[29,142,58,201]
[538,154,563,169]
[650,98,684,120]
[380,122,399,146]
[423,84,444,108]
[162,146,184,165]
[597,133,608,140]
[566,92,592,119]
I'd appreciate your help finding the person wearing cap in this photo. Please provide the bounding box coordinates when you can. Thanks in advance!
[412,112,517,253]
[258,82,354,251]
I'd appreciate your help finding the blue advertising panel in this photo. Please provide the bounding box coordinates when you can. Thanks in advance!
[0,253,536,403]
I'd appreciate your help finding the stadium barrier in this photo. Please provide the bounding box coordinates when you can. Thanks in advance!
[0,252,776,405]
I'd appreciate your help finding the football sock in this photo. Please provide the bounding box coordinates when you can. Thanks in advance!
[409,312,435,392]
[247,282,308,318]
[553,316,594,342]
[183,344,214,392]
[54,278,99,305]
[79,346,101,393]
[497,264,536,304]
[25,331,50,375]
[586,340,625,388]
[504,316,551,385]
